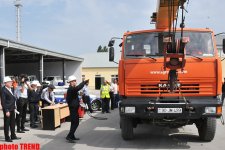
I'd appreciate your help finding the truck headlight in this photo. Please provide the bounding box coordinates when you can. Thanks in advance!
[125,107,135,114]
[205,107,216,114]
[217,94,222,101]
[120,107,125,113]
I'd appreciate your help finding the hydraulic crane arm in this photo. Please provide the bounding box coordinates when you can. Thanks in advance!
[151,0,183,29]
[151,0,188,92]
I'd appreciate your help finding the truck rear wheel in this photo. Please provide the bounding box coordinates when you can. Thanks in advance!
[197,117,216,142]
[120,116,134,140]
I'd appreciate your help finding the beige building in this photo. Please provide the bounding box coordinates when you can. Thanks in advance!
[80,52,118,90]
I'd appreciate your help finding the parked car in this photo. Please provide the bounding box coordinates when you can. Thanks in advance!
[28,75,37,82]
[90,94,102,111]
[53,85,68,104]
[43,76,63,86]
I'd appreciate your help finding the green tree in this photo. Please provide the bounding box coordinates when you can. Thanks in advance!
[97,45,103,52]
[102,46,108,52]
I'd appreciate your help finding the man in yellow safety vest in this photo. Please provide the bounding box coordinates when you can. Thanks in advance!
[100,80,110,113]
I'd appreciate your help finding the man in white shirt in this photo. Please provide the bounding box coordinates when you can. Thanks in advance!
[109,82,115,110]
[82,80,93,113]
[15,75,30,133]
[41,84,55,107]
[111,79,119,108]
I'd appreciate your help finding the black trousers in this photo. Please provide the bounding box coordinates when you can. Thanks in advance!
[222,92,225,105]
[102,97,110,113]
[29,103,38,126]
[3,110,16,140]
[67,106,79,139]
[114,94,119,108]
[83,95,93,113]
[16,97,28,131]
[109,92,115,110]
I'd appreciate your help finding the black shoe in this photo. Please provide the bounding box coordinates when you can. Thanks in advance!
[5,139,13,142]
[17,130,25,133]
[30,125,38,128]
[11,136,21,140]
[66,137,75,143]
[106,111,110,113]
[21,128,29,131]
[72,137,80,140]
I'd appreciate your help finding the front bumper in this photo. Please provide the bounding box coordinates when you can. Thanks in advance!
[119,97,222,119]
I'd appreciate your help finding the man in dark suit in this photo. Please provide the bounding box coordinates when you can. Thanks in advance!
[66,75,89,143]
[1,76,21,142]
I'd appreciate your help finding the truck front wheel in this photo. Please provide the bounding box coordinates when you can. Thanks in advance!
[197,117,216,142]
[120,116,134,140]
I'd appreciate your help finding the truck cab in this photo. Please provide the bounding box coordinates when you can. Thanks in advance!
[109,28,223,141]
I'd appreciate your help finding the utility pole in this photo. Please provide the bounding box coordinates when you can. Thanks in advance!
[14,0,22,42]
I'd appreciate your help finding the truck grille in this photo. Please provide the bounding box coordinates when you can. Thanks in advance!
[140,83,200,94]
[126,78,216,96]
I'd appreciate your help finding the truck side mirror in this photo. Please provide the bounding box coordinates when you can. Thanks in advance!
[108,40,115,47]
[109,47,114,62]
[223,39,225,53]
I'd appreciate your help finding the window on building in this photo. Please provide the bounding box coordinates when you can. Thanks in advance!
[111,75,118,83]
[95,75,104,90]
[82,75,85,81]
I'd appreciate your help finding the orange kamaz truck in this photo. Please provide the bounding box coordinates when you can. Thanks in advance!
[108,0,224,141]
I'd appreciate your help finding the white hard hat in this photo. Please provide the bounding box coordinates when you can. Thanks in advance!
[31,80,39,85]
[67,75,77,83]
[37,82,41,87]
[3,76,12,83]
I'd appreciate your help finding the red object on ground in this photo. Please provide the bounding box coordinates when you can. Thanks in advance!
[78,106,85,118]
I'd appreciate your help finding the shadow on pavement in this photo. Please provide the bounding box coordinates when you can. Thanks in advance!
[36,110,205,149]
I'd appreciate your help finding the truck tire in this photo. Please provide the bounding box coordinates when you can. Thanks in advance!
[197,117,216,142]
[120,117,134,140]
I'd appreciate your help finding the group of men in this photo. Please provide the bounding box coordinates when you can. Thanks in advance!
[1,74,90,144]
[0,73,119,144]
[1,75,56,142]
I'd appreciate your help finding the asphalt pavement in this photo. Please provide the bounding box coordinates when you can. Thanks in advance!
[0,106,225,150]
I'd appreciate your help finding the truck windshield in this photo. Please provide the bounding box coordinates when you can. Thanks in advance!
[124,32,214,58]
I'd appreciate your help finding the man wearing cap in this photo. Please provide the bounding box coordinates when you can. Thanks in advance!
[40,84,55,107]
[66,75,89,143]
[28,81,41,128]
[1,76,21,142]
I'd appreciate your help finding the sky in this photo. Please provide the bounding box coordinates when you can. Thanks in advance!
[0,0,225,57]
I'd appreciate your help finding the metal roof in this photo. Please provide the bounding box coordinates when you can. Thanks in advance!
[80,52,119,68]
[0,37,83,63]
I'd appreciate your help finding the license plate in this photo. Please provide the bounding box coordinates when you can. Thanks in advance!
[158,108,182,113]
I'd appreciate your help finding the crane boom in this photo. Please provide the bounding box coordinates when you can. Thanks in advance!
[151,0,183,29]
